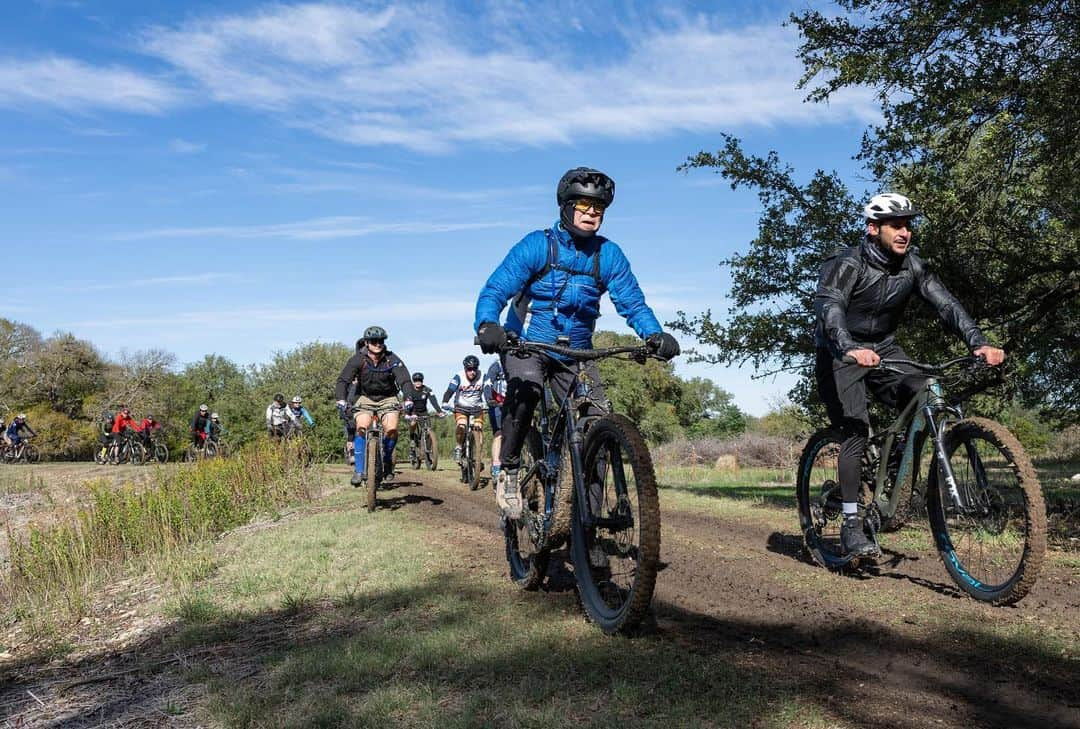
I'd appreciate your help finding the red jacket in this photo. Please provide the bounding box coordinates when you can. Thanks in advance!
[139,418,161,433]
[112,413,140,434]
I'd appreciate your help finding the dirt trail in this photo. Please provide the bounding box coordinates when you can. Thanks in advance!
[392,468,1080,729]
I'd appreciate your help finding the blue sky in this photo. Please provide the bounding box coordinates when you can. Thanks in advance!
[1,0,876,415]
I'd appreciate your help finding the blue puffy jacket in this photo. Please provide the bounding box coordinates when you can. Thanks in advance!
[474,222,661,349]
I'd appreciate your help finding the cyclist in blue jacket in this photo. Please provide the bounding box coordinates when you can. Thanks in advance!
[475,167,680,517]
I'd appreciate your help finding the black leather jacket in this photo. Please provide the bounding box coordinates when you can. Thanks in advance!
[814,239,989,358]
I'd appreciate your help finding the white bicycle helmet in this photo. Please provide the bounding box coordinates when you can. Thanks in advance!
[864,192,919,221]
[291,396,302,405]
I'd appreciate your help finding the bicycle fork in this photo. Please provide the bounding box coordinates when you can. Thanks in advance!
[923,405,972,514]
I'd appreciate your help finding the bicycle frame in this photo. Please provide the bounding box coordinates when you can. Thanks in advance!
[519,356,610,533]
[868,367,970,522]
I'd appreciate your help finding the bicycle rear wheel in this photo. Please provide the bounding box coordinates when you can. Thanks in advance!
[505,428,549,590]
[796,428,849,568]
[570,414,660,635]
[128,441,146,466]
[365,438,379,513]
[467,431,481,490]
[927,417,1046,605]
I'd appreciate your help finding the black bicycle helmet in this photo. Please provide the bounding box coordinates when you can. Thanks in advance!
[412,372,424,382]
[363,325,388,341]
[274,393,285,404]
[556,167,615,207]
[463,355,480,369]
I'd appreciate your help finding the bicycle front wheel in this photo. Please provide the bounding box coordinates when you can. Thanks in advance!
[570,414,660,635]
[25,444,39,464]
[927,417,1046,605]
[365,438,379,513]
[153,443,169,463]
[467,431,481,491]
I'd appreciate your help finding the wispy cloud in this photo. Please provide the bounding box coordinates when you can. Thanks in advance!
[0,56,179,113]
[73,298,475,329]
[137,2,875,151]
[58,272,239,293]
[169,138,206,154]
[111,216,516,241]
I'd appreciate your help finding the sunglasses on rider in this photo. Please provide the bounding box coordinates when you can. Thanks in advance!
[572,198,607,214]
[368,338,386,346]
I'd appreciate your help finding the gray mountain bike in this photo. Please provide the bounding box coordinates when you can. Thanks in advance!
[494,334,664,635]
[797,356,1046,605]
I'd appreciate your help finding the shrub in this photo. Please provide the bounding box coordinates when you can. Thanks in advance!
[2,441,317,626]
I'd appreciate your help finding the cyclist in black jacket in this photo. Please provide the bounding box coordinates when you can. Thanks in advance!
[334,325,416,486]
[814,193,1005,558]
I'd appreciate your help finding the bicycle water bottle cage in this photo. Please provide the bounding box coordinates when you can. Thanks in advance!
[556,335,570,347]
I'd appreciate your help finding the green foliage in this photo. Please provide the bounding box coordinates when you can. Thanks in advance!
[791,0,1079,415]
[594,330,745,443]
[675,1,1079,420]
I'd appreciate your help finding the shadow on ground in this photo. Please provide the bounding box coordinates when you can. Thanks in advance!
[2,569,1077,729]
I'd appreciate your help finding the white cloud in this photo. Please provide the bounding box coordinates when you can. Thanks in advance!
[59,272,238,293]
[138,2,876,151]
[0,56,179,113]
[111,216,517,241]
[169,138,206,154]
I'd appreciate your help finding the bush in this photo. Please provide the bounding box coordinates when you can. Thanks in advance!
[653,432,800,470]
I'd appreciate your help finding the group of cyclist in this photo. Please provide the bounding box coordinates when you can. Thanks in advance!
[1,166,1001,562]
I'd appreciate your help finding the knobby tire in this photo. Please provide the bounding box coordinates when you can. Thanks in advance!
[927,417,1046,605]
[365,437,379,513]
[570,414,660,635]
[504,427,549,590]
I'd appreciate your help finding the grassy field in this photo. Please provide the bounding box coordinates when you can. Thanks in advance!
[2,456,1077,728]
[126,486,830,728]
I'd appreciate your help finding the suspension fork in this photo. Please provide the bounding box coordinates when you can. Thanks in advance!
[924,406,968,511]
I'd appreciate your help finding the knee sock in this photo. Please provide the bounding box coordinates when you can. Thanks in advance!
[353,435,365,473]
[383,437,396,467]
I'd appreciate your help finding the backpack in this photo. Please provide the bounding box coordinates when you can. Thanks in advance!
[512,229,604,325]
[100,411,114,435]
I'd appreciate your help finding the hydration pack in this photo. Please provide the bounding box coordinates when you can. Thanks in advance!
[511,228,604,326]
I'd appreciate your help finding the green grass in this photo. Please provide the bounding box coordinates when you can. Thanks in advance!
[657,466,796,508]
[1,442,319,637]
[156,488,838,729]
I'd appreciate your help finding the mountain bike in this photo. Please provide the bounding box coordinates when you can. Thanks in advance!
[141,433,169,464]
[109,431,146,465]
[2,438,39,464]
[797,356,1046,605]
[455,408,484,490]
[494,333,664,635]
[407,414,439,470]
[183,437,218,463]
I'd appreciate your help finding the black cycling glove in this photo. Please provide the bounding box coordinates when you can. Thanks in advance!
[477,321,507,354]
[646,332,681,360]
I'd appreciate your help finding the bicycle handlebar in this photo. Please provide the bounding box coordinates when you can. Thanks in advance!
[473,333,659,362]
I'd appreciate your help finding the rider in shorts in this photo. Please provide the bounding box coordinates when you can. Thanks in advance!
[442,355,487,464]
[335,325,417,486]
